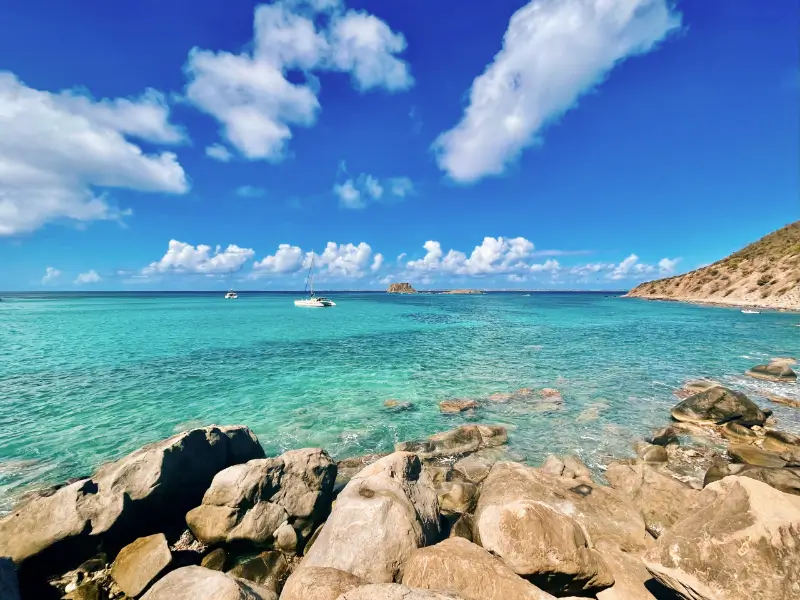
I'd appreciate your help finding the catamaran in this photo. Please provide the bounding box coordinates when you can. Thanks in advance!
[294,255,335,307]
[224,290,238,299]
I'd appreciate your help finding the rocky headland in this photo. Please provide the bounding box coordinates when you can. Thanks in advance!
[386,283,417,294]
[626,220,800,311]
[1,359,799,600]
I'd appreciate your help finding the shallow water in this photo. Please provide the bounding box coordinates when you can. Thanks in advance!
[1,291,798,513]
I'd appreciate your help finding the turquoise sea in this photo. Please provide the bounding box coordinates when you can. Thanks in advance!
[1,291,799,513]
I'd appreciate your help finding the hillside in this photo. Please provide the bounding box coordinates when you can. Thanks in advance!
[626,221,800,310]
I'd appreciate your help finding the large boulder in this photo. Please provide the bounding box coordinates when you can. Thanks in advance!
[671,386,766,426]
[593,541,659,600]
[301,452,440,583]
[704,462,800,496]
[476,462,650,555]
[436,481,477,515]
[451,452,496,483]
[401,537,555,600]
[280,567,364,600]
[186,448,335,550]
[140,566,276,600]
[0,426,263,575]
[746,361,798,382]
[395,425,507,459]
[335,584,466,599]
[727,444,788,468]
[475,495,613,595]
[605,463,702,538]
[110,533,172,598]
[644,476,800,600]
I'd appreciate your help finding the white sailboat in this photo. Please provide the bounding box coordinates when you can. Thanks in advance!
[294,254,335,307]
[224,290,238,299]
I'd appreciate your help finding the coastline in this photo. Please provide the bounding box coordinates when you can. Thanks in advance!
[623,292,800,313]
[1,359,799,599]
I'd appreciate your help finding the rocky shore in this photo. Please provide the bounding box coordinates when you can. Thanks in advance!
[1,361,799,600]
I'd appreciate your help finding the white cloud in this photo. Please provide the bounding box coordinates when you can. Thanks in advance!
[334,173,413,209]
[371,253,384,271]
[434,0,681,182]
[206,143,233,162]
[609,254,640,280]
[0,73,189,236]
[658,257,681,275]
[42,267,61,284]
[406,236,536,276]
[529,259,560,273]
[144,240,255,275]
[316,241,374,277]
[570,262,613,277]
[184,0,412,162]
[253,243,305,273]
[74,270,101,284]
[236,185,266,198]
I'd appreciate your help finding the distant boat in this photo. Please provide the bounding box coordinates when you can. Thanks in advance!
[741,309,760,314]
[224,290,238,299]
[295,254,336,308]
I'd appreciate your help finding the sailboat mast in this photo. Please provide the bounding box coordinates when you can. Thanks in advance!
[309,253,314,296]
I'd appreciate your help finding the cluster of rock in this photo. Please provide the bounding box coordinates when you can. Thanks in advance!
[386,283,417,294]
[1,375,800,600]
[437,387,567,415]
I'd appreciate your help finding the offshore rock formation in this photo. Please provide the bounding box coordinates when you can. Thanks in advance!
[386,282,417,294]
[440,289,484,295]
[626,220,800,310]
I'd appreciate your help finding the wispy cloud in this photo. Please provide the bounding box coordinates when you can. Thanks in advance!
[235,185,266,198]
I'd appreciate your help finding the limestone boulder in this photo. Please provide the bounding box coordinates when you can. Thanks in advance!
[644,476,800,600]
[728,443,788,468]
[605,462,702,538]
[186,448,335,550]
[110,533,172,598]
[395,425,507,460]
[227,551,287,593]
[280,567,364,600]
[140,566,277,600]
[0,426,263,574]
[401,537,555,600]
[475,494,613,595]
[335,584,466,600]
[671,386,766,426]
[746,361,798,382]
[476,462,650,555]
[301,452,440,583]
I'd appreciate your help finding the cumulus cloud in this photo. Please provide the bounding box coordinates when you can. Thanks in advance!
[184,0,412,162]
[144,240,255,275]
[406,236,536,276]
[316,241,374,277]
[0,72,189,236]
[74,270,101,284]
[236,185,266,198]
[206,144,233,162]
[658,257,681,275]
[434,0,681,182]
[371,253,384,271]
[253,243,305,273]
[333,173,413,209]
[42,267,62,284]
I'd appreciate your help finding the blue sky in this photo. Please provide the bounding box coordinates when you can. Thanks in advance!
[1,0,797,290]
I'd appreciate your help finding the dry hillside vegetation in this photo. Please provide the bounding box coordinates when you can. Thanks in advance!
[626,221,800,310]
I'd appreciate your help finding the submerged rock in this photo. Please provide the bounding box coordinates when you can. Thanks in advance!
[438,399,478,414]
[383,400,414,412]
[670,386,766,426]
[0,425,263,575]
[280,567,364,600]
[301,452,440,583]
[186,448,335,551]
[110,533,172,598]
[768,395,800,408]
[605,463,702,538]
[140,566,277,600]
[746,360,798,382]
[672,379,721,400]
[644,476,800,600]
[401,537,555,600]
[395,425,507,460]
